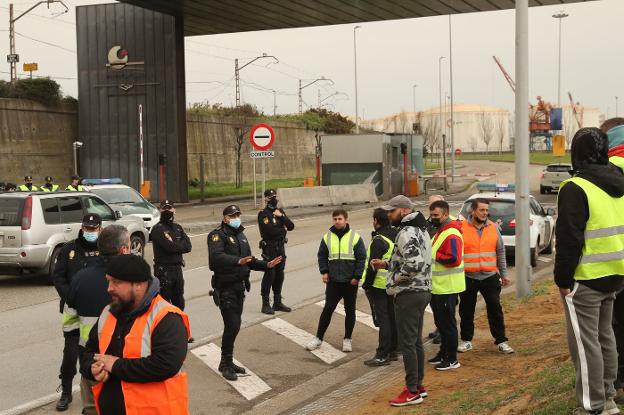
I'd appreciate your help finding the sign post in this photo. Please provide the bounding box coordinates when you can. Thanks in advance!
[250,123,276,207]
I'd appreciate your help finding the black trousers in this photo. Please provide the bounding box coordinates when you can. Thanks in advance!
[366,287,397,358]
[261,254,286,299]
[316,281,358,340]
[59,329,79,384]
[459,275,508,344]
[219,287,245,357]
[431,293,459,362]
[155,264,185,310]
[614,289,624,389]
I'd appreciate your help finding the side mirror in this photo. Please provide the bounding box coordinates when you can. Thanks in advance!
[546,208,555,216]
[115,210,123,220]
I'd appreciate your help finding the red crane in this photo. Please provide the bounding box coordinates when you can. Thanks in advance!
[493,56,516,93]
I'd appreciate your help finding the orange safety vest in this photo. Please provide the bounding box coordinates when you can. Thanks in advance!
[92,295,191,415]
[462,220,499,273]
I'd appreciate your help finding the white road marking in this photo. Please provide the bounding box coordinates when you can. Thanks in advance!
[315,300,378,331]
[537,256,552,263]
[425,304,433,314]
[191,343,271,401]
[0,385,80,415]
[262,317,346,364]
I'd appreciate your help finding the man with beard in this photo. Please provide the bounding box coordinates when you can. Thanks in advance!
[67,225,131,415]
[81,255,190,415]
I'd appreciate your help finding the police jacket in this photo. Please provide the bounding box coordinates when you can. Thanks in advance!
[208,222,268,290]
[258,206,294,258]
[52,231,99,312]
[151,220,192,266]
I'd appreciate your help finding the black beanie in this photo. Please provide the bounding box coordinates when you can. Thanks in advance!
[106,255,151,282]
[571,127,609,171]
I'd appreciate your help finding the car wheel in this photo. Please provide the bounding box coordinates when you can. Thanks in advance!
[542,234,554,255]
[540,186,546,194]
[130,234,145,257]
[45,246,62,285]
[530,239,539,267]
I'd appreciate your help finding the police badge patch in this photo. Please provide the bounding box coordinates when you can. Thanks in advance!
[229,237,236,244]
[263,217,270,225]
[211,234,220,242]
[69,250,75,260]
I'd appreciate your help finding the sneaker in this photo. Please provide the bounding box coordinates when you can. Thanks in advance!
[605,398,621,414]
[364,356,390,367]
[342,338,353,352]
[432,333,442,344]
[387,351,399,361]
[572,408,608,415]
[417,385,428,398]
[389,387,423,407]
[457,340,473,353]
[498,342,515,354]
[436,360,461,371]
[306,337,322,351]
[428,354,443,365]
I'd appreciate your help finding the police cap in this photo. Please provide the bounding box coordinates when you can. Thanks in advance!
[264,189,277,198]
[24,175,32,181]
[45,176,53,182]
[223,204,241,216]
[159,199,175,209]
[82,213,102,228]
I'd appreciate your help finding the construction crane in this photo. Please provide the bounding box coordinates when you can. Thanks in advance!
[492,56,516,93]
[568,91,583,129]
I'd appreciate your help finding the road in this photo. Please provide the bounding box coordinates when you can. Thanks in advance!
[0,160,557,414]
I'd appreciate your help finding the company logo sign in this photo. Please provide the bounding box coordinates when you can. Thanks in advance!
[106,46,144,70]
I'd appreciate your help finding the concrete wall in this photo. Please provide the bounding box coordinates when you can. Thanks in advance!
[0,99,77,186]
[186,113,317,183]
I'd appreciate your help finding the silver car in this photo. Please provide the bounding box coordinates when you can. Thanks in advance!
[540,163,572,194]
[0,191,149,282]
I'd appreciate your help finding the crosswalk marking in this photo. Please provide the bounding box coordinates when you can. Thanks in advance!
[191,343,271,401]
[262,317,346,364]
[315,300,378,331]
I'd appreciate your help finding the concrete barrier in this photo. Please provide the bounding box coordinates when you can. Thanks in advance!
[278,184,378,208]
[328,184,378,206]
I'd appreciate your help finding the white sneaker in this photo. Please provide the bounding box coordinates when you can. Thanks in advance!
[342,338,353,352]
[605,398,621,414]
[498,342,515,354]
[306,337,322,351]
[457,340,473,353]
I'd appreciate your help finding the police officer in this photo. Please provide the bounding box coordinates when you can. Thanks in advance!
[19,175,38,191]
[41,176,59,192]
[151,200,192,310]
[51,214,101,411]
[4,183,16,192]
[208,205,282,381]
[258,189,295,315]
[66,175,85,191]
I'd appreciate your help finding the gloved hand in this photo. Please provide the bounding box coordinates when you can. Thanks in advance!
[244,278,251,292]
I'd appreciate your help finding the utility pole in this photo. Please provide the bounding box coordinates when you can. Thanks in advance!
[438,56,446,187]
[412,84,418,115]
[272,90,277,116]
[353,25,361,133]
[298,77,333,114]
[234,53,279,107]
[616,96,619,117]
[553,11,569,107]
[449,14,456,182]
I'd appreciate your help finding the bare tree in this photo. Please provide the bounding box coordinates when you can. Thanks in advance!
[398,110,410,133]
[468,135,478,153]
[422,116,440,162]
[231,115,251,188]
[479,111,494,154]
[495,114,506,154]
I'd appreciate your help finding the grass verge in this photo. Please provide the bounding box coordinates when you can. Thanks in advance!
[456,152,570,165]
[188,177,305,199]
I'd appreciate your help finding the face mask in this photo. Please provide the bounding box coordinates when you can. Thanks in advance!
[430,217,442,227]
[228,218,242,229]
[161,210,174,222]
[83,231,99,243]
[267,198,278,209]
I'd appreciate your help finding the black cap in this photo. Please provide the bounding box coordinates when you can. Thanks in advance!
[159,200,175,209]
[106,254,151,282]
[71,175,81,181]
[45,176,53,182]
[82,213,102,228]
[223,204,241,216]
[24,175,32,181]
[264,189,277,198]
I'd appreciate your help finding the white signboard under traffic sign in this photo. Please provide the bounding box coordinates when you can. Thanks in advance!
[250,150,275,159]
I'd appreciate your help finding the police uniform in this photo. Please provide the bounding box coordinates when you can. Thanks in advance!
[41,176,60,192]
[208,204,270,381]
[66,175,86,191]
[258,189,295,314]
[18,175,38,191]
[151,200,192,310]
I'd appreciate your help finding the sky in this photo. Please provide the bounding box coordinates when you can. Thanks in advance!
[0,0,622,120]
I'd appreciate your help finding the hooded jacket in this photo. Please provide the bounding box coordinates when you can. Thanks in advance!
[362,225,398,290]
[386,212,432,296]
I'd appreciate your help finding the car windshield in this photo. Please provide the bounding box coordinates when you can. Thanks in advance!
[460,199,516,220]
[91,188,145,205]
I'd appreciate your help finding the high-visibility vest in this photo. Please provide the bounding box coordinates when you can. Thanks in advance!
[610,155,624,171]
[560,176,624,280]
[361,233,394,289]
[62,304,80,333]
[92,295,191,415]
[41,184,60,192]
[431,227,465,295]
[462,220,499,273]
[66,184,85,191]
[323,229,361,261]
[18,184,38,191]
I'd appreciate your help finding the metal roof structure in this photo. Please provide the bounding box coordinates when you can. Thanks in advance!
[117,0,595,36]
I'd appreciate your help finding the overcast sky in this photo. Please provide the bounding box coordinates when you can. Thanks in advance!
[0,0,622,119]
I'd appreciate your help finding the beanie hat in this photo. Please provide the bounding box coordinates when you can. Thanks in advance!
[571,127,609,171]
[106,255,151,282]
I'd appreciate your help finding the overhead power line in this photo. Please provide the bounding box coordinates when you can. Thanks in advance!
[15,31,76,53]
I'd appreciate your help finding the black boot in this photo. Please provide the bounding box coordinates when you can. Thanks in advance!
[218,355,238,381]
[55,381,73,411]
[273,296,291,312]
[261,297,275,315]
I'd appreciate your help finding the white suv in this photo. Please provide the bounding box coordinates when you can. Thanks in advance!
[540,163,572,194]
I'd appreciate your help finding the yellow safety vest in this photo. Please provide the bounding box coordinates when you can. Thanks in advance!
[610,155,624,171]
[361,233,394,289]
[41,185,59,192]
[323,229,361,261]
[560,176,624,280]
[431,227,466,295]
[65,184,85,191]
[18,184,38,191]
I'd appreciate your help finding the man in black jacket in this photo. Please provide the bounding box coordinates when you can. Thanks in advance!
[258,189,295,315]
[208,204,282,381]
[151,200,192,310]
[362,208,398,367]
[555,127,624,415]
[52,214,101,411]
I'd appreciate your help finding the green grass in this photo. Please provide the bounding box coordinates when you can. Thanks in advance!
[456,152,570,165]
[187,177,305,199]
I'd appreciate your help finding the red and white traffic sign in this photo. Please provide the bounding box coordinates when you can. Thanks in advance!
[250,123,275,151]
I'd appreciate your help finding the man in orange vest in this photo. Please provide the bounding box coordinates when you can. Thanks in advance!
[458,198,514,354]
[81,255,190,415]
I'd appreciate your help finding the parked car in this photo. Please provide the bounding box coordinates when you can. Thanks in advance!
[540,163,572,194]
[85,181,160,234]
[0,190,149,283]
[458,184,556,267]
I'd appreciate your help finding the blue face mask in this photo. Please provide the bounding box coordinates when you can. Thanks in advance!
[228,218,242,229]
[83,231,99,243]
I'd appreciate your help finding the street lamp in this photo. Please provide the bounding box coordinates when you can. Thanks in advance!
[235,53,279,107]
[552,11,569,107]
[438,56,446,175]
[354,25,362,133]
[616,96,619,117]
[299,77,334,113]
[412,84,418,115]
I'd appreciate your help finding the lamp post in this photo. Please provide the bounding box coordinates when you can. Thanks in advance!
[354,25,362,133]
[616,96,619,117]
[449,14,456,182]
[412,84,418,115]
[438,56,446,188]
[298,77,333,114]
[552,11,569,107]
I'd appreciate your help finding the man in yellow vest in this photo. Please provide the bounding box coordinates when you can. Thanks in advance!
[601,118,624,403]
[362,208,398,366]
[556,127,624,415]
[427,200,465,371]
[41,176,60,192]
[66,175,86,191]
[19,175,38,191]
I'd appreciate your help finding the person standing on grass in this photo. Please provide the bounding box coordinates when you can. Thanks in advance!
[556,127,624,415]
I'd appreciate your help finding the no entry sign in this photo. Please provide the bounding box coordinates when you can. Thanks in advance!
[250,123,275,151]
